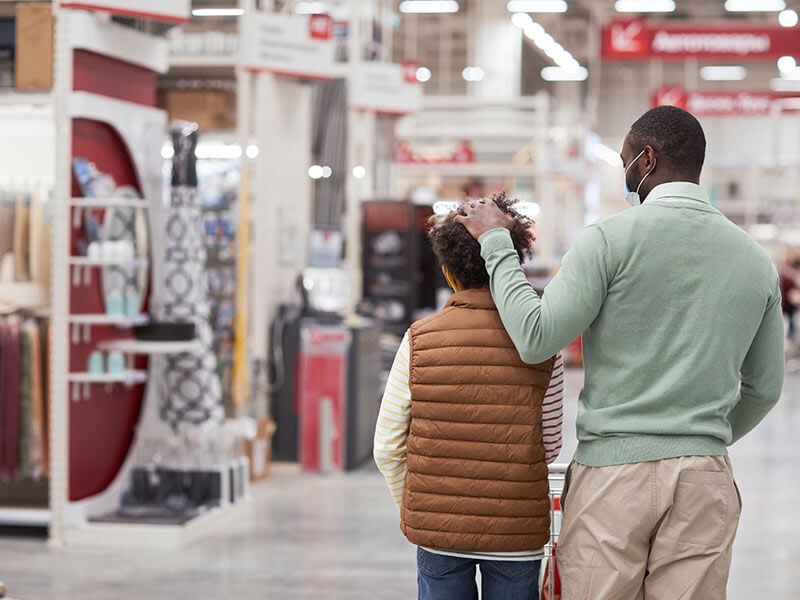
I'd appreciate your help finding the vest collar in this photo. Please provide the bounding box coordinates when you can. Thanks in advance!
[445,287,496,310]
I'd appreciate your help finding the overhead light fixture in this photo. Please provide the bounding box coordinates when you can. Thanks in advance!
[780,67,800,81]
[399,1,459,14]
[511,12,533,27]
[777,55,797,73]
[779,9,799,26]
[462,66,485,82]
[352,165,367,179]
[191,8,245,17]
[506,0,567,13]
[308,165,324,179]
[770,77,800,91]
[541,66,588,81]
[725,0,785,12]
[520,17,583,73]
[415,66,432,82]
[699,65,748,81]
[294,2,327,14]
[615,0,675,12]
[195,143,243,159]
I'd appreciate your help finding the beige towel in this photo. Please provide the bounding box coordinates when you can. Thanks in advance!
[28,192,50,286]
[0,202,13,257]
[13,194,30,281]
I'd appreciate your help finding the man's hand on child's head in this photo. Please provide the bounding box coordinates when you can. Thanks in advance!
[454,198,515,240]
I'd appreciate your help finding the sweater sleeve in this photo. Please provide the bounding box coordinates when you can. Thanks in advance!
[479,226,610,364]
[729,278,785,444]
[542,353,564,465]
[373,332,412,509]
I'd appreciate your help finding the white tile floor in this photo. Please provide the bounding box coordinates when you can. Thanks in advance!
[1,366,798,599]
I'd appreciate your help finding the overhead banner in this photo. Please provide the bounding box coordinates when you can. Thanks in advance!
[350,62,423,115]
[652,85,799,116]
[240,12,337,80]
[61,0,190,22]
[603,19,800,60]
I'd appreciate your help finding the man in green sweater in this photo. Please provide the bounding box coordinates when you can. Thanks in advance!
[455,105,784,599]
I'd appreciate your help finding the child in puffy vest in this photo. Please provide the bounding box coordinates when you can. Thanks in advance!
[374,192,563,600]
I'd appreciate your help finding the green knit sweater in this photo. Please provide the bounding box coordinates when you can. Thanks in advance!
[479,182,784,467]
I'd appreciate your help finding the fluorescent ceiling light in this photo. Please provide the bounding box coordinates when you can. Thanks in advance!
[195,143,242,159]
[511,12,533,27]
[462,66,485,82]
[399,1,459,13]
[506,0,567,13]
[770,77,800,91]
[541,66,588,81]
[699,65,747,81]
[191,8,245,17]
[778,56,796,73]
[416,66,432,82]
[779,9,799,26]
[725,0,785,12]
[294,2,327,14]
[615,0,675,12]
[780,68,800,81]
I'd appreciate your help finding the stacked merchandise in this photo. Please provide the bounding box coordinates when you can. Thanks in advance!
[93,423,249,525]
[0,188,51,311]
[199,160,238,415]
[0,314,49,507]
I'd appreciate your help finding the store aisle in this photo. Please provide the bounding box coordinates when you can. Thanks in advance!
[1,368,798,600]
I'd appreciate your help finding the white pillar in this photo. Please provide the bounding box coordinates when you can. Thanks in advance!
[470,0,521,100]
[250,74,313,364]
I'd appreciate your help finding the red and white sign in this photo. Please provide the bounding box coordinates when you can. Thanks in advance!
[603,19,800,60]
[241,12,337,80]
[61,0,190,23]
[308,14,333,40]
[350,62,423,115]
[652,85,798,116]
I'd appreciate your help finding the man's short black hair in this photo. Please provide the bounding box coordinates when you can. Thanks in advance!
[428,191,534,290]
[628,105,706,180]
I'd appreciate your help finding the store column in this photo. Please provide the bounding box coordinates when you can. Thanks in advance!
[470,0,522,101]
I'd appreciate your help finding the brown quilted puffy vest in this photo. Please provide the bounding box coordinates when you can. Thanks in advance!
[400,288,555,553]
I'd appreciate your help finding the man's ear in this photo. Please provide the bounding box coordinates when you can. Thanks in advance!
[643,145,657,170]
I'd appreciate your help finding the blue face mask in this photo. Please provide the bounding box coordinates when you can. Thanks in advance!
[624,149,656,207]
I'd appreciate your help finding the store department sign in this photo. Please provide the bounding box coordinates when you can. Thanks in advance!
[240,12,337,80]
[652,85,796,116]
[603,19,800,60]
[350,62,423,115]
[61,0,190,22]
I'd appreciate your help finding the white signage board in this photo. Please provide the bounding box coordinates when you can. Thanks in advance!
[349,62,423,115]
[240,12,337,80]
[61,0,190,22]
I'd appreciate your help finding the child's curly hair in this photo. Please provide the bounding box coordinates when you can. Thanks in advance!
[427,191,534,290]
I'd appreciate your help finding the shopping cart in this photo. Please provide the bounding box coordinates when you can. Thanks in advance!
[541,463,568,600]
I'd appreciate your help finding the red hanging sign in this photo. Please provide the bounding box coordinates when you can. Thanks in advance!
[603,19,800,60]
[652,85,800,116]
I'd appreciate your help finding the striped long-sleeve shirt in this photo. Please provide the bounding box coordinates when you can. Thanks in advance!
[374,332,564,561]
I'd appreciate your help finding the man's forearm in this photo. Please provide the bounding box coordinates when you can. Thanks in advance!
[479,227,607,364]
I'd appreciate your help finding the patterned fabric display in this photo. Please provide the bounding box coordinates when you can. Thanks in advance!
[154,124,223,430]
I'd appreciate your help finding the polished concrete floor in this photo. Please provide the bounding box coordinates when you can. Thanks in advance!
[1,367,798,599]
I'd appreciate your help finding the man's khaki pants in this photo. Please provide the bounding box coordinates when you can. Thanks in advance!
[556,455,741,600]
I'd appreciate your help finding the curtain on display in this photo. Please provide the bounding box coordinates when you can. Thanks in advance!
[0,315,49,482]
[153,124,223,430]
[311,79,348,227]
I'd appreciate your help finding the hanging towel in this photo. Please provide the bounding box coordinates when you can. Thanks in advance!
[13,195,30,282]
[0,201,13,259]
[27,320,44,479]
[18,323,32,477]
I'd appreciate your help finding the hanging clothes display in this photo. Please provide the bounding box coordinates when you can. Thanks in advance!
[0,315,48,484]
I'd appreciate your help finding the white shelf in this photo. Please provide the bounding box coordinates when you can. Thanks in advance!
[70,197,150,210]
[0,281,49,310]
[0,92,53,108]
[99,338,202,355]
[69,257,149,268]
[69,314,149,326]
[394,162,538,178]
[68,370,148,385]
[0,507,50,527]
[169,55,237,69]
